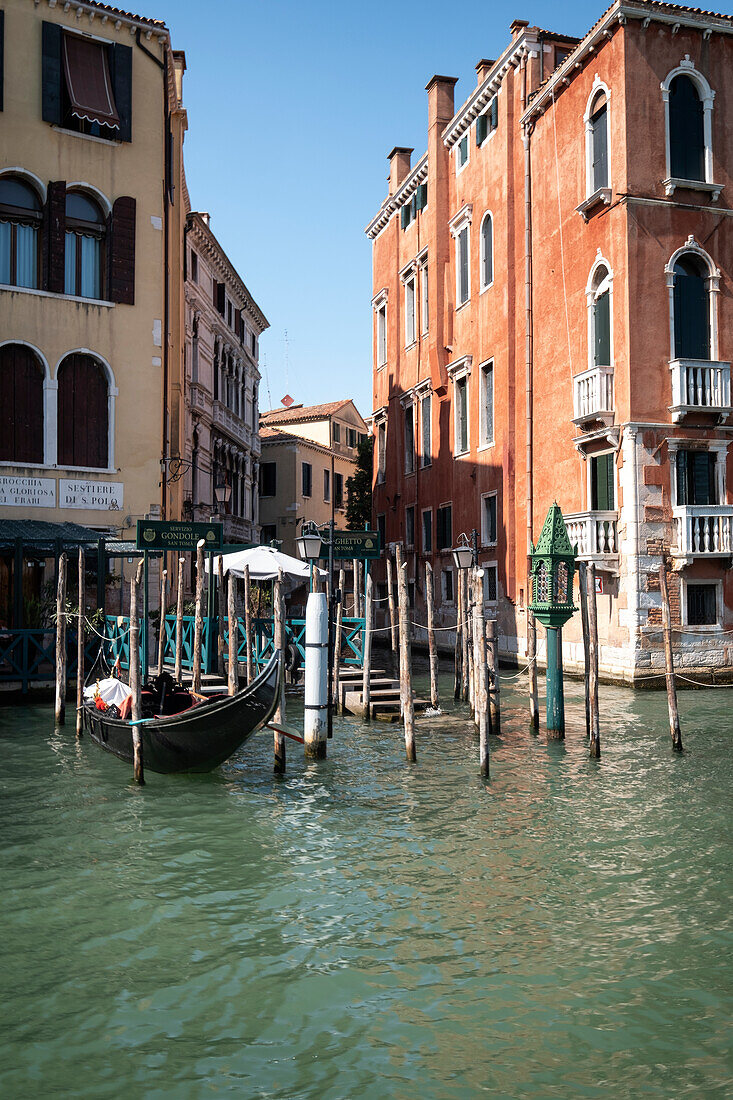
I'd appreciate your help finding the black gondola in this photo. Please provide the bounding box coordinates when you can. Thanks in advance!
[82,652,282,774]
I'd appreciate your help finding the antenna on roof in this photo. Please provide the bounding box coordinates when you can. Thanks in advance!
[263,352,273,411]
[284,329,291,397]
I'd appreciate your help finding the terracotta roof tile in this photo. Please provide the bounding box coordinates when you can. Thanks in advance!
[260,399,351,425]
[74,2,167,29]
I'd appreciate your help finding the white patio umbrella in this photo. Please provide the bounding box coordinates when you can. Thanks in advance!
[204,544,324,582]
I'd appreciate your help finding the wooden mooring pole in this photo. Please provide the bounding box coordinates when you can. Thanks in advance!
[75,548,84,737]
[129,559,145,785]
[461,569,470,702]
[273,567,286,773]
[577,561,591,740]
[528,610,539,732]
[396,544,415,762]
[227,571,238,696]
[55,552,68,726]
[243,563,253,684]
[587,562,601,759]
[476,612,490,778]
[157,568,167,677]
[386,554,398,676]
[333,566,345,714]
[454,574,462,700]
[362,571,373,721]
[425,561,439,710]
[174,557,184,682]
[191,540,205,694]
[486,618,501,736]
[659,557,683,752]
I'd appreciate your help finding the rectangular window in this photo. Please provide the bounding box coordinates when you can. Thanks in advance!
[259,462,276,497]
[377,304,387,367]
[408,581,415,610]
[481,492,497,546]
[455,376,469,454]
[377,512,386,550]
[301,461,312,498]
[437,504,452,551]
[405,506,415,549]
[420,258,429,334]
[404,403,415,475]
[441,568,454,603]
[190,251,198,283]
[457,134,469,169]
[675,450,718,506]
[377,421,386,483]
[590,452,615,511]
[261,523,277,545]
[334,472,344,509]
[480,360,494,446]
[420,393,431,467]
[457,226,469,305]
[405,275,416,346]
[347,427,357,448]
[422,509,432,554]
[482,562,498,603]
[323,468,330,502]
[686,583,717,626]
[332,422,341,444]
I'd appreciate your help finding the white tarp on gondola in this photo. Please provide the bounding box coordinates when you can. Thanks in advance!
[204,544,324,582]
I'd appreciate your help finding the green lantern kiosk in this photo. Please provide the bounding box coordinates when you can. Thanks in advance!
[528,503,577,737]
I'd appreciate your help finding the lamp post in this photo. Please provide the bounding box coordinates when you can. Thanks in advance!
[451,531,477,571]
[296,521,336,742]
[528,502,577,738]
[295,523,323,592]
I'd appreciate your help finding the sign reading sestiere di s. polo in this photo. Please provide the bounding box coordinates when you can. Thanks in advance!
[136,520,223,552]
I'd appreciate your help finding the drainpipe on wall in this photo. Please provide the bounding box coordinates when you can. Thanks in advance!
[523,120,534,569]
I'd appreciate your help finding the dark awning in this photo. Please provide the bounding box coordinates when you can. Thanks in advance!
[0,519,107,550]
[62,33,120,129]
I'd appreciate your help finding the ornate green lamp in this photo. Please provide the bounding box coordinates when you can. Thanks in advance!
[528,503,577,737]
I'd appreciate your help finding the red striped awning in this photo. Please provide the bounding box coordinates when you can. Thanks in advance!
[62,33,120,129]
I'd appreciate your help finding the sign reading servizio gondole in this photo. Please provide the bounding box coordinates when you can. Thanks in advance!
[136,520,223,551]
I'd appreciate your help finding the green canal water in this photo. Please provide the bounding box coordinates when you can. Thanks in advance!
[1,667,731,1099]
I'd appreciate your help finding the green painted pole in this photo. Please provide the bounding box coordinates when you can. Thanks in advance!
[545,626,565,739]
[142,549,149,681]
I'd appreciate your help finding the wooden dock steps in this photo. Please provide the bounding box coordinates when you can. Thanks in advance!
[339,666,429,722]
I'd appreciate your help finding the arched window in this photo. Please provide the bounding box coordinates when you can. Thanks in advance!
[64,191,105,299]
[673,254,710,360]
[57,353,108,468]
[480,212,493,289]
[669,75,704,182]
[0,177,41,289]
[591,265,612,368]
[589,90,608,191]
[0,344,44,463]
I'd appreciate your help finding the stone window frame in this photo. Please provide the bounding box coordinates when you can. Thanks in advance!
[664,236,721,362]
[661,56,720,199]
[680,577,723,631]
[586,251,615,372]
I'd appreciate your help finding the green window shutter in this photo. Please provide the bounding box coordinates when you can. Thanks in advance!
[410,194,417,220]
[591,453,614,510]
[676,451,687,504]
[0,10,4,112]
[594,290,610,366]
[401,205,408,230]
[42,21,63,125]
[476,113,487,146]
[591,104,608,190]
[490,96,498,131]
[417,183,427,210]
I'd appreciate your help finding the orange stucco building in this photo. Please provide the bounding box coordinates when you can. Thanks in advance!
[367,0,733,683]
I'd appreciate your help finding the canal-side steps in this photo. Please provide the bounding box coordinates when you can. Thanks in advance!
[338,666,429,722]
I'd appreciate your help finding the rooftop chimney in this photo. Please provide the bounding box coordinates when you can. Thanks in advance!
[510,19,529,40]
[388,146,413,196]
[425,74,459,129]
[475,58,495,84]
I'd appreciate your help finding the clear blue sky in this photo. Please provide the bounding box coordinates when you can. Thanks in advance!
[149,0,731,419]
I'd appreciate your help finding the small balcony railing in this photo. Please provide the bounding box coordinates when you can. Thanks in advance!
[669,359,731,422]
[673,506,733,556]
[564,511,619,562]
[572,366,614,426]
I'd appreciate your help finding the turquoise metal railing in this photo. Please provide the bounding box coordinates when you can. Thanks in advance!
[0,628,105,693]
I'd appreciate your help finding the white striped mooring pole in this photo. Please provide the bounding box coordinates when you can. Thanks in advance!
[304,589,329,759]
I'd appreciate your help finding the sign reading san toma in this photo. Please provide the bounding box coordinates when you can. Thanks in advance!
[0,476,56,507]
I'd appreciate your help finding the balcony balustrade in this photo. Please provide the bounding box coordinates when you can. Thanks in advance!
[673,506,733,557]
[669,359,731,422]
[564,510,619,564]
[572,366,614,427]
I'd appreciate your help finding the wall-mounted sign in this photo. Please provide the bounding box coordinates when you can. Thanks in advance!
[320,530,381,560]
[59,479,124,510]
[595,576,603,595]
[136,519,223,552]
[0,476,56,508]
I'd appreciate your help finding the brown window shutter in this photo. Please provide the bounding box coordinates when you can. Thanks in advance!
[109,196,136,304]
[44,180,66,294]
[58,353,108,468]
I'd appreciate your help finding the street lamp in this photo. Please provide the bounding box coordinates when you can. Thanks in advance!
[214,478,231,511]
[295,522,323,563]
[296,519,336,738]
[452,530,478,571]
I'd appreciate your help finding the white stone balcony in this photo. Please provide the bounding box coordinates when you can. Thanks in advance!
[673,506,733,557]
[572,366,614,427]
[564,511,619,567]
[669,359,731,422]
